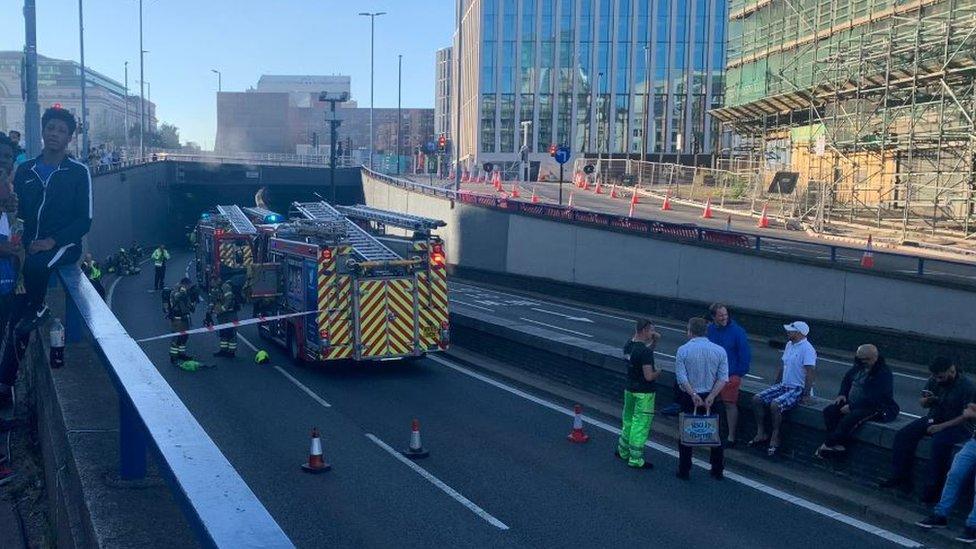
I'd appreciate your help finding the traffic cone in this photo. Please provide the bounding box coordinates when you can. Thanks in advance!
[301,427,332,473]
[567,404,590,443]
[628,191,638,218]
[757,203,770,228]
[594,179,603,195]
[860,235,875,268]
[402,418,430,459]
[511,183,521,198]
[531,187,540,203]
[610,184,619,199]
[568,191,575,209]
[582,176,590,191]
[701,197,713,219]
[661,190,672,211]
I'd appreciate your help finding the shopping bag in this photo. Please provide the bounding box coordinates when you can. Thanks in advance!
[678,406,721,447]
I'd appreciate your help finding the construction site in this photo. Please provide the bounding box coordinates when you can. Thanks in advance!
[705,0,976,245]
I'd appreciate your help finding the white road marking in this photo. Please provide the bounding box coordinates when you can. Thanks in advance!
[237,334,332,408]
[428,355,923,548]
[808,356,928,382]
[899,412,922,419]
[451,299,495,312]
[518,317,593,338]
[529,307,593,323]
[745,374,763,380]
[365,433,510,531]
[106,276,123,309]
[893,372,928,381]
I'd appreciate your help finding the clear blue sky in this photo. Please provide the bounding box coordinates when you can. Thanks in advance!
[1,0,455,148]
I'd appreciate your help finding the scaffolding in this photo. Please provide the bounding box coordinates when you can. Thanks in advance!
[711,0,976,241]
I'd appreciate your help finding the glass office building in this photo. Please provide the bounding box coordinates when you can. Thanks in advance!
[455,0,728,172]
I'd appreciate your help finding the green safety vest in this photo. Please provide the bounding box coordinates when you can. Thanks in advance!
[89,264,102,281]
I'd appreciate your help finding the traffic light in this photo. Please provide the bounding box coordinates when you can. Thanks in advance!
[438,134,447,152]
[549,144,557,157]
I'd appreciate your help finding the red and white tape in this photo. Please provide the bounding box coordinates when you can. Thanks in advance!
[136,309,319,343]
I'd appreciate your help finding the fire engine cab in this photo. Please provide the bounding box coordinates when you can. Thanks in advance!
[194,204,258,292]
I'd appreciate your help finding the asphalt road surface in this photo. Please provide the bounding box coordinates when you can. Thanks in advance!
[108,253,920,548]
[428,176,976,285]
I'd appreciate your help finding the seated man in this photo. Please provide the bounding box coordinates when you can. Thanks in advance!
[750,321,817,456]
[916,404,976,544]
[816,344,898,457]
[881,357,975,503]
[13,107,92,335]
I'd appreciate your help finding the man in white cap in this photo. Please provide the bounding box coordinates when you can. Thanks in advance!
[749,321,817,456]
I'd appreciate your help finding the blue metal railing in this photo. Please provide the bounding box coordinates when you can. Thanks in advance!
[362,168,976,286]
[58,266,294,548]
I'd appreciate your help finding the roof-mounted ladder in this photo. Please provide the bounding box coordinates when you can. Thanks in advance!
[336,205,446,232]
[291,201,400,262]
[216,205,257,235]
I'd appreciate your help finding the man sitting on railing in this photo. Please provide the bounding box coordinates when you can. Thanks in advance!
[13,107,93,336]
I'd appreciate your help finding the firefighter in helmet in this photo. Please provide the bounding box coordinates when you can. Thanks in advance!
[167,278,196,364]
[207,274,240,358]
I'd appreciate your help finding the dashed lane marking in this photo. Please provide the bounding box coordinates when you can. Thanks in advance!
[428,354,922,548]
[237,334,332,408]
[518,317,593,338]
[451,299,495,312]
[365,433,510,531]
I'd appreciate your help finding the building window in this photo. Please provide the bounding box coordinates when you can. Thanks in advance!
[500,94,516,152]
[537,94,553,151]
[481,94,497,153]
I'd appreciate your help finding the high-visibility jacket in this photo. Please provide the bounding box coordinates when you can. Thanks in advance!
[83,261,102,281]
[152,247,170,267]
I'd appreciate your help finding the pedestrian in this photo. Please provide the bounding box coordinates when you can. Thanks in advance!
[151,243,170,291]
[13,107,93,336]
[6,131,26,170]
[881,357,975,502]
[916,403,976,544]
[815,344,898,458]
[167,278,196,364]
[0,133,24,409]
[207,275,239,358]
[675,317,729,480]
[616,318,661,469]
[80,253,105,298]
[706,303,751,447]
[750,321,817,456]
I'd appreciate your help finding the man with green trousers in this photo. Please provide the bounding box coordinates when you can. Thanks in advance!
[617,319,661,469]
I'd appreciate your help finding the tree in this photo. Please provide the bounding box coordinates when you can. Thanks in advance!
[182,141,202,153]
[127,121,183,150]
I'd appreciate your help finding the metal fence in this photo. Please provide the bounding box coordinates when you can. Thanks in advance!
[58,266,293,547]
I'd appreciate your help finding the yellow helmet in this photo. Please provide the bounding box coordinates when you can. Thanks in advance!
[254,350,270,365]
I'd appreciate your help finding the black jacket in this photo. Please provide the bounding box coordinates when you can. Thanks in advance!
[14,155,93,251]
[838,356,900,422]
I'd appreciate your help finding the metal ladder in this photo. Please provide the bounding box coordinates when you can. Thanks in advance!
[242,206,281,223]
[216,205,257,234]
[336,205,446,232]
[292,201,400,262]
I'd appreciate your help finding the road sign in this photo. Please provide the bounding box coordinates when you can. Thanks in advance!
[483,162,494,173]
[583,164,595,174]
[554,146,571,165]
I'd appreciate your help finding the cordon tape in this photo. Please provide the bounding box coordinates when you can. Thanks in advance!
[136,310,319,343]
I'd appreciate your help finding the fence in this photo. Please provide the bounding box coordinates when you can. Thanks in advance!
[58,266,293,547]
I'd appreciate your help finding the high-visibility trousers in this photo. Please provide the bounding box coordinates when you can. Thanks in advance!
[617,391,656,467]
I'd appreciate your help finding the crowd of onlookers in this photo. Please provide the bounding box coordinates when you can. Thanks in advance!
[621,305,976,543]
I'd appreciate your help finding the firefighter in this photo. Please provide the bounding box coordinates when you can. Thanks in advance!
[208,274,239,358]
[80,253,105,298]
[167,277,195,364]
[151,243,170,291]
[115,247,131,276]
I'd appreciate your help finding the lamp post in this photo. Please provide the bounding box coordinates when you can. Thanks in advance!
[397,54,402,175]
[23,0,41,157]
[358,11,386,170]
[211,69,221,92]
[78,0,89,158]
[138,0,145,159]
[124,61,129,150]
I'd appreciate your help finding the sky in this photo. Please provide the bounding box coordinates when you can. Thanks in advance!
[1,0,456,148]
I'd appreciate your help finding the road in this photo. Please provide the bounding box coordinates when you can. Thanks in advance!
[109,253,919,548]
[448,280,930,418]
[423,175,976,284]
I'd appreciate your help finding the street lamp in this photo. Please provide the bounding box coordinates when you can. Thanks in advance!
[211,69,221,92]
[78,0,90,158]
[359,11,386,170]
[124,61,129,150]
[138,0,145,159]
[397,54,402,175]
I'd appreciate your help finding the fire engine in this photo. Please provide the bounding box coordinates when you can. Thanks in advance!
[194,205,259,292]
[253,201,450,363]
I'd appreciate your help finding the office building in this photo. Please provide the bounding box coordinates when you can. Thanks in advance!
[435,47,453,139]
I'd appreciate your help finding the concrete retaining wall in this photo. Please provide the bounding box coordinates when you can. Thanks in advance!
[362,173,976,351]
[87,163,175,259]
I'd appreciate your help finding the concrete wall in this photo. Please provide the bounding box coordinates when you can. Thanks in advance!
[87,162,174,260]
[363,172,976,345]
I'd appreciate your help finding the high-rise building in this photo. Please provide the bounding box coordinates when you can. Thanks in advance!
[434,47,453,140]
[0,51,155,150]
[453,0,728,175]
[712,1,976,238]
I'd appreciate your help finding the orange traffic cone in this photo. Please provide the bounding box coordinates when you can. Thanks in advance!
[582,176,590,191]
[402,419,430,459]
[531,187,540,203]
[567,404,590,443]
[628,191,639,218]
[594,180,603,195]
[757,203,770,228]
[568,191,575,209]
[701,197,713,219]
[301,427,332,473]
[511,183,521,199]
[661,190,672,211]
[860,235,875,268]
[610,184,618,199]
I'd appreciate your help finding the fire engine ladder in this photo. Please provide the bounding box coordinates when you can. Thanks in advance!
[216,205,257,235]
[336,205,446,232]
[242,206,281,222]
[292,201,400,262]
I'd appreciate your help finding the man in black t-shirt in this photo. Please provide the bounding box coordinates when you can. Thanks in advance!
[616,318,661,469]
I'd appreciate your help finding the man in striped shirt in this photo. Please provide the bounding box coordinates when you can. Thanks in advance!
[675,317,729,480]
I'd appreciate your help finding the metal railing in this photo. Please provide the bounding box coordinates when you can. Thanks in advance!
[86,150,354,177]
[362,168,976,286]
[58,266,294,548]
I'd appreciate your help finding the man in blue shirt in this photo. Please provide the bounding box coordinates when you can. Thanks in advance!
[707,303,752,447]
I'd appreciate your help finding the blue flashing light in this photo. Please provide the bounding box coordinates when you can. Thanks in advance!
[201,213,211,220]
[264,214,283,223]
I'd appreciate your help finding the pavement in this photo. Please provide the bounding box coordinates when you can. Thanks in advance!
[423,175,976,285]
[105,252,925,548]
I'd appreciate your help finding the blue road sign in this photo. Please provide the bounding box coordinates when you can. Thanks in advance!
[554,146,571,165]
